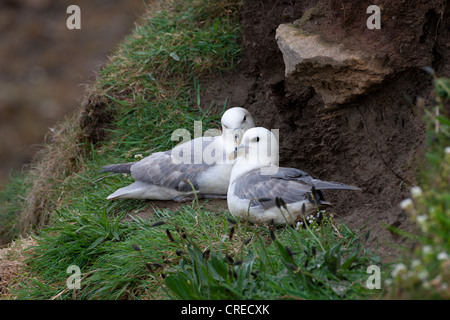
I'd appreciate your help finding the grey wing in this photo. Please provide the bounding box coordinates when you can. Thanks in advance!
[273,167,361,191]
[271,167,311,179]
[130,138,218,192]
[234,169,314,209]
[271,167,315,186]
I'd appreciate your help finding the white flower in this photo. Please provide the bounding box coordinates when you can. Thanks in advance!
[445,146,450,154]
[410,186,422,198]
[416,215,428,224]
[417,270,428,281]
[437,252,449,261]
[400,198,414,211]
[134,153,143,160]
[391,263,407,278]
[422,245,433,256]
[411,259,421,268]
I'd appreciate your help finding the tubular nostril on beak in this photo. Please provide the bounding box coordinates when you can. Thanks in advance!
[233,128,242,145]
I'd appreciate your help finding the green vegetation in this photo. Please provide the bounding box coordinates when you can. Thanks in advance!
[385,75,450,299]
[13,204,380,300]
[164,213,379,300]
[0,171,30,245]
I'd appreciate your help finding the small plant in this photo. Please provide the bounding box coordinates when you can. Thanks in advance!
[162,204,380,300]
[385,74,450,299]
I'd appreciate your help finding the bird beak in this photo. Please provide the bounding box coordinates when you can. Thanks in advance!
[234,128,242,146]
[228,144,248,161]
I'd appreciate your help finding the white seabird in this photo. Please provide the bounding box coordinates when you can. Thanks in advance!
[101,107,255,201]
[227,127,362,225]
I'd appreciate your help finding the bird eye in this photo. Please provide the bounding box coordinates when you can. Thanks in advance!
[243,115,246,121]
[257,137,259,142]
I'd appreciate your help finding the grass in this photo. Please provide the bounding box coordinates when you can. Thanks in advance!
[1,0,383,300]
[13,203,380,300]
[163,212,380,300]
[0,171,30,245]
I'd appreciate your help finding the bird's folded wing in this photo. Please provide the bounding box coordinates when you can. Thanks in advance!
[234,168,313,209]
[272,167,361,191]
[130,138,219,192]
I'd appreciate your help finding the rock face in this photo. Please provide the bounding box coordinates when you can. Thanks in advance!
[276,23,392,106]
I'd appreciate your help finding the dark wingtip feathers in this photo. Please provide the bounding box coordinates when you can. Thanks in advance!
[100,163,133,174]
[312,179,362,192]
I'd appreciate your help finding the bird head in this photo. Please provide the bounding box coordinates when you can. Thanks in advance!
[229,127,279,168]
[221,107,255,146]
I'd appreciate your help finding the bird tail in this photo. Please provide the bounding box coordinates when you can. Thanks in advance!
[100,163,133,174]
[106,181,146,200]
[312,179,362,192]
